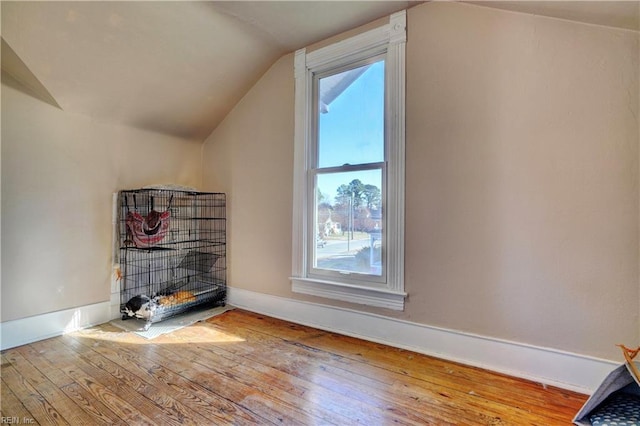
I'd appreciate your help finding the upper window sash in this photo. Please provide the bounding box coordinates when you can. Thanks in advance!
[312,55,386,170]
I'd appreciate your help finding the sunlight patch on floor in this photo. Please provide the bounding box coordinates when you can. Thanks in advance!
[70,324,245,345]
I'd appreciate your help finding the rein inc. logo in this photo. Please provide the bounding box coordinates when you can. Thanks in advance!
[1,417,34,424]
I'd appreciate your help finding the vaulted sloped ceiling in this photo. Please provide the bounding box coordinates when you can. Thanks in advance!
[2,1,638,142]
[1,1,414,141]
[2,1,283,140]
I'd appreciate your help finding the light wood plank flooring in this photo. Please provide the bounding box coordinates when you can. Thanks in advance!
[1,309,587,425]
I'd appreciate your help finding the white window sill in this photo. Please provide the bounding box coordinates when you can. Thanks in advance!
[291,277,406,311]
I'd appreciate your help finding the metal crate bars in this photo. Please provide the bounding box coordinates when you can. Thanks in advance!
[117,189,226,325]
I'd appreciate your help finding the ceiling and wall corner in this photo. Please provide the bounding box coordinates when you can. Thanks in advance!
[469,1,640,31]
[1,38,61,109]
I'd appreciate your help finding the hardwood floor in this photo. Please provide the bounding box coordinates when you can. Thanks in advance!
[1,309,587,425]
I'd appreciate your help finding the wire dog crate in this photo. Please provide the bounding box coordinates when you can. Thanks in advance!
[117,188,226,328]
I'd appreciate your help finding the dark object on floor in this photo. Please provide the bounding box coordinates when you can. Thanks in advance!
[122,295,157,330]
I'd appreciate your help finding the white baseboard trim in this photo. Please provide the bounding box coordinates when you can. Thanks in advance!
[1,288,616,394]
[1,301,112,351]
[227,286,616,394]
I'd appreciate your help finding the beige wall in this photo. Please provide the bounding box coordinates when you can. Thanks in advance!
[203,54,295,295]
[202,1,639,360]
[1,82,202,322]
[405,3,638,359]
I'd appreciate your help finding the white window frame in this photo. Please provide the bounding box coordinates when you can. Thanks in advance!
[291,11,406,310]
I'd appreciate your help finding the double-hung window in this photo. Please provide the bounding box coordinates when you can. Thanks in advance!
[291,11,407,310]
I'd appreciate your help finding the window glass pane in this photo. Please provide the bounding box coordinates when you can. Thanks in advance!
[317,60,385,168]
[315,169,382,276]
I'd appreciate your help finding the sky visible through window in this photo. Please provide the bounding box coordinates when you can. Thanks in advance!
[317,60,385,204]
